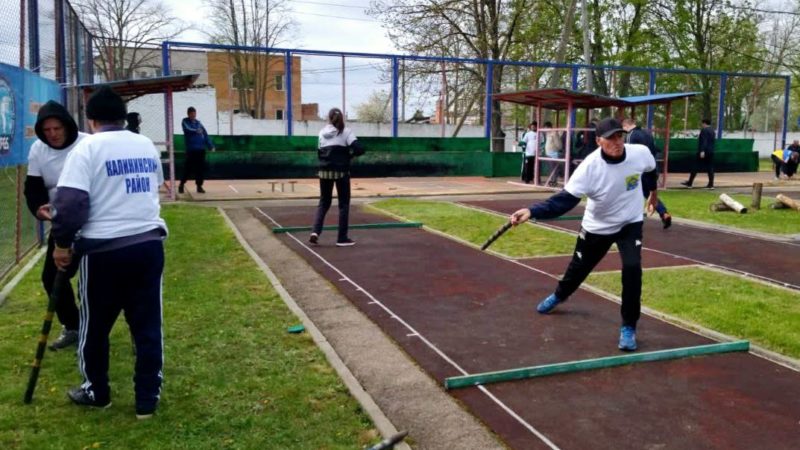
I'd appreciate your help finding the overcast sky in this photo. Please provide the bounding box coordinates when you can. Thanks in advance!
[163,0,401,117]
[165,0,396,54]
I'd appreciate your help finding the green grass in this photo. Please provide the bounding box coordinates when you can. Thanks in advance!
[0,205,378,449]
[659,190,800,235]
[587,267,800,359]
[758,157,773,172]
[368,198,576,257]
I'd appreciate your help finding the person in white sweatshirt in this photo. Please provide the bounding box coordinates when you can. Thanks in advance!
[309,108,365,247]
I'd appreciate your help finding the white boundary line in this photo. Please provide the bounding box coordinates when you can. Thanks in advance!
[0,247,46,307]
[221,208,411,450]
[254,207,561,450]
[227,184,239,193]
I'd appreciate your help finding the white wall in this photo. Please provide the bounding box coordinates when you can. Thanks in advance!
[127,87,218,149]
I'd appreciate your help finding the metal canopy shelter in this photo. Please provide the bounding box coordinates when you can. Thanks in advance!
[78,74,201,200]
[77,74,199,101]
[494,89,700,188]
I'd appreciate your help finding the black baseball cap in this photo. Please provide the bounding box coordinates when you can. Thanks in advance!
[595,117,626,139]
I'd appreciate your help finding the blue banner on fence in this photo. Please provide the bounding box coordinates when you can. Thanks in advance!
[0,63,61,167]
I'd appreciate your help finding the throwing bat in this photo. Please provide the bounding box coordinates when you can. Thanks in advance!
[480,222,513,251]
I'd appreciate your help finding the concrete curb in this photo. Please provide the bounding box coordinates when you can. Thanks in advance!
[219,207,412,450]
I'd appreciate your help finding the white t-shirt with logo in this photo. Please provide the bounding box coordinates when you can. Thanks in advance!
[564,144,655,235]
[522,130,539,156]
[27,132,89,200]
[57,130,167,239]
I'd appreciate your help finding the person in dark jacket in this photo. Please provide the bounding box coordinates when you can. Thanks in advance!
[126,112,141,133]
[24,100,88,350]
[179,106,214,194]
[682,119,716,189]
[772,148,799,179]
[622,118,672,229]
[309,108,365,247]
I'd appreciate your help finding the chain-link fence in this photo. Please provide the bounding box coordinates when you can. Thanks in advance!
[0,0,92,280]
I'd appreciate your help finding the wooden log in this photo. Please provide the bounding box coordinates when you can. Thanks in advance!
[776,194,800,211]
[751,183,763,210]
[709,202,734,212]
[719,193,747,214]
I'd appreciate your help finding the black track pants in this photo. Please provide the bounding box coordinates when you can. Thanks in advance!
[312,176,351,242]
[554,221,643,328]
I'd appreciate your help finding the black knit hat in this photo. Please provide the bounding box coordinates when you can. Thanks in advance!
[85,86,126,121]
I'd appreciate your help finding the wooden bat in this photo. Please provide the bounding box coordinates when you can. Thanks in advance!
[480,222,513,251]
[24,270,66,404]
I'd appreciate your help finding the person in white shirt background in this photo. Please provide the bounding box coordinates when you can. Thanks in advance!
[24,100,88,350]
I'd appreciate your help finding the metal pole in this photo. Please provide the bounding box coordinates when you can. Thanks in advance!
[391,56,399,137]
[441,61,446,138]
[647,70,656,130]
[781,76,790,149]
[484,62,493,140]
[341,55,346,117]
[28,0,40,72]
[161,43,176,201]
[716,74,727,139]
[19,0,25,68]
[15,167,22,262]
[285,52,293,136]
[663,102,672,188]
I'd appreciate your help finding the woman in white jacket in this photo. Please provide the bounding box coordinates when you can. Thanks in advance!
[309,108,365,246]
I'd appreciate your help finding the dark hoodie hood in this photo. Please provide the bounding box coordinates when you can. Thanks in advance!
[34,100,79,150]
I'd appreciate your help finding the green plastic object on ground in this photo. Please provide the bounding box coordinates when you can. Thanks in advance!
[286,325,305,334]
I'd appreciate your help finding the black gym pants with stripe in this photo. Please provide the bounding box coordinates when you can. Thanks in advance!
[554,221,643,328]
[78,240,164,411]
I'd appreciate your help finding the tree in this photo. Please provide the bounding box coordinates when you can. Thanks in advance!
[370,0,531,149]
[205,0,296,118]
[354,90,392,123]
[72,0,189,81]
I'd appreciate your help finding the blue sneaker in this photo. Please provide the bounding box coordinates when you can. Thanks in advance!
[618,326,637,351]
[536,293,563,314]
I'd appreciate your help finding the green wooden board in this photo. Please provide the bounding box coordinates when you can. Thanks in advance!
[445,340,750,390]
[272,222,423,234]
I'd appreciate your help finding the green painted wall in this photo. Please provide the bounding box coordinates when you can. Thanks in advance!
[167,135,757,179]
[658,138,759,172]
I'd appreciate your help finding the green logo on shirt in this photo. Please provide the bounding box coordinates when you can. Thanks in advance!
[625,174,640,191]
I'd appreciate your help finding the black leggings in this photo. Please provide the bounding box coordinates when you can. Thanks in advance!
[312,177,351,242]
[42,234,80,330]
[555,222,644,328]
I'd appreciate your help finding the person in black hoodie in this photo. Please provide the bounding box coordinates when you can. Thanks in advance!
[309,108,365,247]
[24,100,88,350]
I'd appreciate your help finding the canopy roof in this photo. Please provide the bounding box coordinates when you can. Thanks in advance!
[493,88,700,110]
[78,74,200,101]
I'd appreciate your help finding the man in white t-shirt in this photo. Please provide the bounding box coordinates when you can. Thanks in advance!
[520,121,538,183]
[24,100,88,350]
[51,86,167,419]
[510,117,658,352]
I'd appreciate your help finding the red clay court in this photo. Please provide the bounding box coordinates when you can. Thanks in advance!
[239,199,800,450]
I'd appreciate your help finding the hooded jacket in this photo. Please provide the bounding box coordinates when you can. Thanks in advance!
[317,124,365,171]
[25,101,86,217]
[34,101,79,150]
